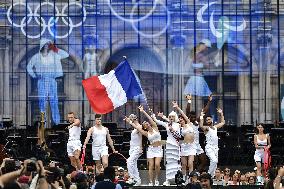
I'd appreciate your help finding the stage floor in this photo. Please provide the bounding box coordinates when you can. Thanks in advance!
[131,186,263,189]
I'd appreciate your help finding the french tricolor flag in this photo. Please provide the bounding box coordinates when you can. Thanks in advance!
[82,59,143,114]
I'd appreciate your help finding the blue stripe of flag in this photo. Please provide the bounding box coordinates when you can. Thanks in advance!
[114,60,143,99]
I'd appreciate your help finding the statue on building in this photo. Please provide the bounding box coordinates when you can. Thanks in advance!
[83,46,98,79]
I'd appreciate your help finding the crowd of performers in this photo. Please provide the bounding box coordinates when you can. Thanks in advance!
[65,95,271,186]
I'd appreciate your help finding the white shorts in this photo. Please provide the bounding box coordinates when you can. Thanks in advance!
[254,150,265,163]
[92,145,108,160]
[180,142,196,156]
[147,146,163,159]
[67,140,82,156]
[196,143,204,155]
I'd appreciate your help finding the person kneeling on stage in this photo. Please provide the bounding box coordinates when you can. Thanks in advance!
[199,108,225,177]
[66,112,82,171]
[83,114,118,174]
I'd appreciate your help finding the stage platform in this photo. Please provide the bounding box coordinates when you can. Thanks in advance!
[131,186,263,189]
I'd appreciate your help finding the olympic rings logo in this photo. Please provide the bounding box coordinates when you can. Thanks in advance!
[6,2,87,39]
[107,0,171,38]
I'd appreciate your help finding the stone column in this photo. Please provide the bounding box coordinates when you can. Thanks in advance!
[255,0,273,122]
[0,50,3,118]
[258,47,272,122]
[238,75,251,124]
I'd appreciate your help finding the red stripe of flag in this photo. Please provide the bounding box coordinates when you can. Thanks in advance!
[82,76,114,114]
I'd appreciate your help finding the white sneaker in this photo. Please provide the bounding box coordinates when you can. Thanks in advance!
[163,180,170,186]
[148,182,153,186]
[134,180,141,186]
[127,178,135,185]
[155,180,159,186]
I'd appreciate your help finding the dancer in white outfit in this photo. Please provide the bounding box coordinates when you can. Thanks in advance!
[83,114,118,174]
[125,114,143,186]
[125,105,162,186]
[185,94,212,172]
[254,123,271,184]
[199,108,225,177]
[66,112,82,171]
[153,109,181,186]
[172,101,196,181]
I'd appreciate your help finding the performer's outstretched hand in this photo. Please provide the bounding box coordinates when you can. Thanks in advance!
[172,101,178,108]
[185,94,192,100]
[200,109,205,118]
[124,116,131,123]
[138,105,144,112]
[48,43,59,53]
[208,94,213,101]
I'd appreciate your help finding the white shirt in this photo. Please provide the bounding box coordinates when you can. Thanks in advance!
[130,129,142,148]
[155,119,180,146]
[148,129,161,144]
[92,126,107,147]
[205,126,218,148]
[69,125,81,141]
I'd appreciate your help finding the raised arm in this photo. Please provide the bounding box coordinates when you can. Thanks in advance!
[83,127,93,149]
[152,113,168,128]
[214,108,225,129]
[157,112,169,122]
[106,128,118,153]
[203,94,212,114]
[67,118,81,129]
[172,101,191,124]
[124,116,148,137]
[138,105,158,131]
[0,160,33,188]
[185,94,192,117]
[199,110,209,132]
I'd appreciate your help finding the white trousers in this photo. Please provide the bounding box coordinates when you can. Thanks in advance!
[165,143,181,180]
[127,146,142,182]
[205,146,218,177]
